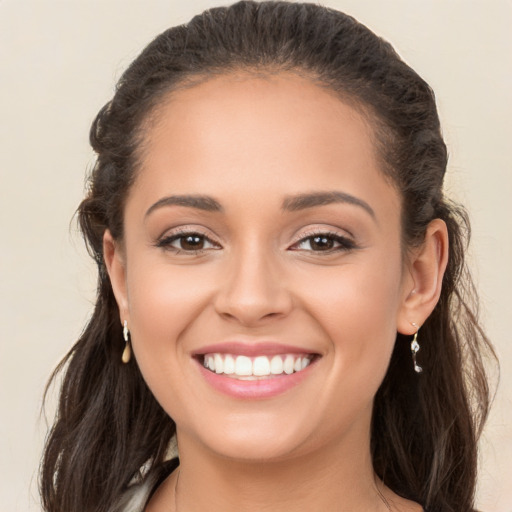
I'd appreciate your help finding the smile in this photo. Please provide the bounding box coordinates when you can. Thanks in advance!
[195,349,320,399]
[202,353,313,379]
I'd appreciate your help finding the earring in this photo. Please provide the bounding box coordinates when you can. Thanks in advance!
[122,320,131,364]
[410,322,422,373]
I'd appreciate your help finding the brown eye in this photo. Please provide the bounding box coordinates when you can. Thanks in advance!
[156,231,220,253]
[180,235,205,250]
[310,235,335,251]
[291,232,356,253]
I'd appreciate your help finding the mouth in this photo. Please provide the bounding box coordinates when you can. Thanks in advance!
[198,353,318,380]
[192,344,321,399]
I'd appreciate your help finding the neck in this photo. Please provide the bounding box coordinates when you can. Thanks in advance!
[166,425,391,512]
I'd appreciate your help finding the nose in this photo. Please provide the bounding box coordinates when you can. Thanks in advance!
[214,245,293,326]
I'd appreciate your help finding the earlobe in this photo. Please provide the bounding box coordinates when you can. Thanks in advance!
[103,230,129,323]
[397,219,449,335]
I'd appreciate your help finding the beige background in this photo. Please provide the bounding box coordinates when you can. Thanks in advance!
[1,1,510,510]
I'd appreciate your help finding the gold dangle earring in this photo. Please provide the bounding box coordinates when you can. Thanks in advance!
[122,320,132,364]
[410,322,422,373]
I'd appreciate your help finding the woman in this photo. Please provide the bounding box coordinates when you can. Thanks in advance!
[39,2,494,511]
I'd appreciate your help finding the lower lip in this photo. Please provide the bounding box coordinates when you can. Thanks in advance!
[195,359,317,399]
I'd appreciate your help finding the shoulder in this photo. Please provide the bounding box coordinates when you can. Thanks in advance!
[109,459,179,512]
[109,476,156,512]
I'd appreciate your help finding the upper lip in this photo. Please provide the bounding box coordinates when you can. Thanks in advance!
[191,341,319,357]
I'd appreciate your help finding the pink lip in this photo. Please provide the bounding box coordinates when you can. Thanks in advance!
[194,357,319,400]
[192,341,318,357]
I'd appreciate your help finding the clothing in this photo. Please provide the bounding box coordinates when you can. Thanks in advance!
[110,459,179,512]
[109,476,154,512]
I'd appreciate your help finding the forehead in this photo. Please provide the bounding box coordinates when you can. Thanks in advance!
[130,72,398,218]
[144,72,375,163]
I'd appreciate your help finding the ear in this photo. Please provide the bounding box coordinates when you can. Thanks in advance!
[397,219,449,335]
[103,230,129,324]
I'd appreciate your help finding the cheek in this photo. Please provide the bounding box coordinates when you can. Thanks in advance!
[301,251,404,391]
[124,260,214,388]
[130,271,198,337]
[304,250,403,334]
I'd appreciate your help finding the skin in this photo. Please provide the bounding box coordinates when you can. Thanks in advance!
[104,73,448,511]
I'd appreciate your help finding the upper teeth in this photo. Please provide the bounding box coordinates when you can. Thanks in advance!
[203,353,312,378]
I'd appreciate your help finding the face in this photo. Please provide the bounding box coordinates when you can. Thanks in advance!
[107,73,416,462]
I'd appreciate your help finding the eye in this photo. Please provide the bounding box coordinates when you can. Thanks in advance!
[156,231,221,254]
[290,232,356,253]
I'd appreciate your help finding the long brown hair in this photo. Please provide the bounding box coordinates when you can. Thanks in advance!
[40,2,495,511]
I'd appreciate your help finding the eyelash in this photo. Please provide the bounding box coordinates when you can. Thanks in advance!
[156,229,220,255]
[156,229,356,255]
[290,230,356,253]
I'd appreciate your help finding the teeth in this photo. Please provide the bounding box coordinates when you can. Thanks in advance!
[202,353,313,378]
[283,355,294,375]
[270,355,283,374]
[253,356,271,376]
[224,354,235,374]
[214,354,224,374]
[235,355,252,376]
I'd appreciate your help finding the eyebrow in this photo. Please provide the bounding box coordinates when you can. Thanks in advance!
[145,190,375,220]
[145,194,223,217]
[281,191,376,220]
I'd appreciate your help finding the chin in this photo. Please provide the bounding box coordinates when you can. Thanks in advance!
[180,415,316,463]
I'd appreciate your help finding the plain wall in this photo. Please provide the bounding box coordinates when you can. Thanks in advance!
[0,1,510,510]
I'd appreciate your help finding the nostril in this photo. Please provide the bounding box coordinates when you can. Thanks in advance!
[212,270,294,325]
